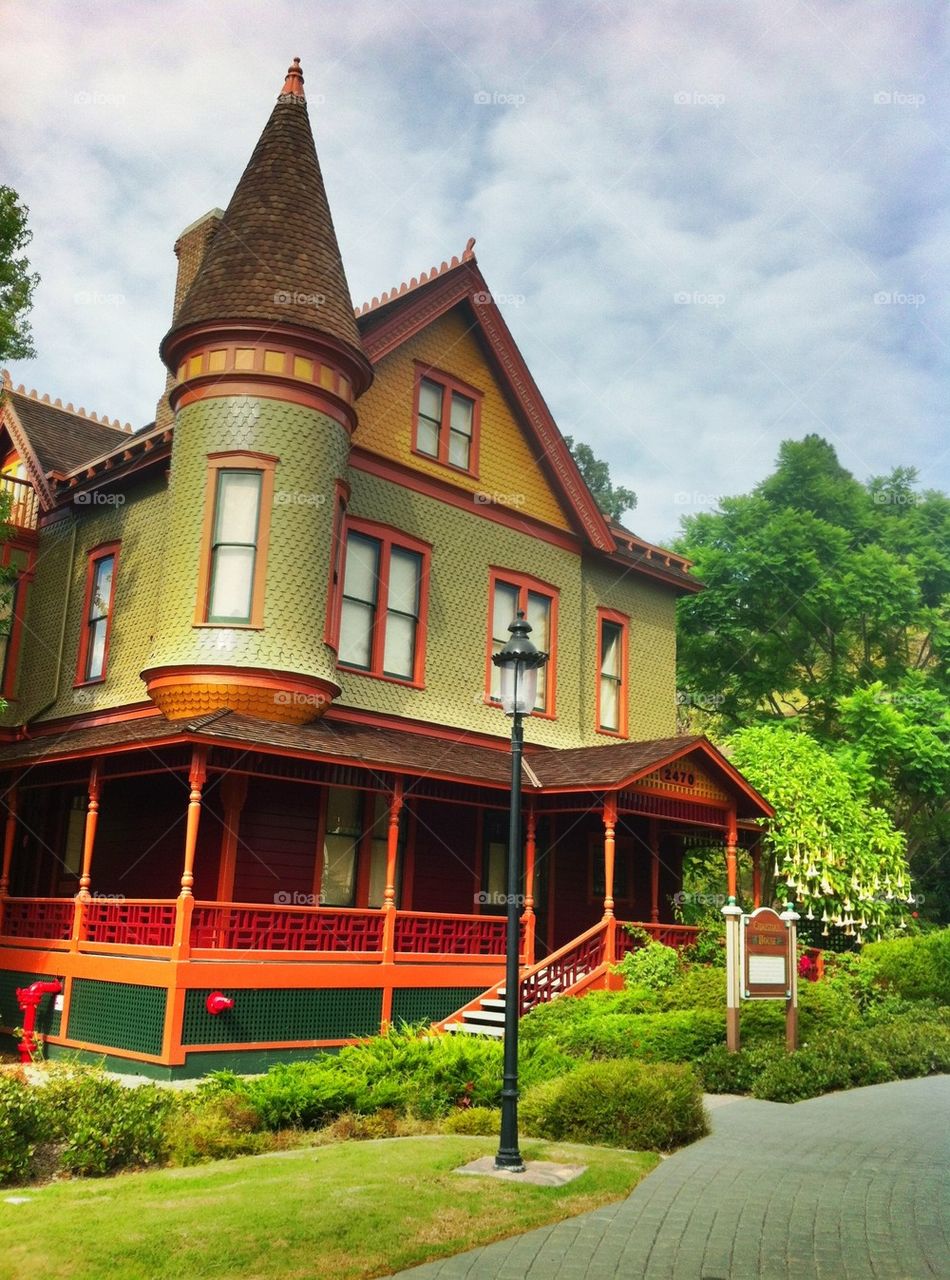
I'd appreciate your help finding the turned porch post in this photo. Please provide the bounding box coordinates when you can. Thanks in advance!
[602,795,618,963]
[0,779,19,933]
[521,802,537,965]
[71,759,103,947]
[173,746,207,959]
[649,817,661,924]
[725,807,738,903]
[381,777,404,964]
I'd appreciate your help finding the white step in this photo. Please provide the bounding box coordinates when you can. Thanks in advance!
[481,998,506,1011]
[457,1022,503,1038]
[464,1009,506,1025]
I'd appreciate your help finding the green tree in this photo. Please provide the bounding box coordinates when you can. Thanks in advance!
[564,436,637,522]
[728,723,911,938]
[0,186,39,362]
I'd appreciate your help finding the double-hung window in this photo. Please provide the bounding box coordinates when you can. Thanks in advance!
[76,544,119,683]
[197,453,277,627]
[337,521,430,686]
[487,571,556,715]
[596,609,628,736]
[413,368,480,474]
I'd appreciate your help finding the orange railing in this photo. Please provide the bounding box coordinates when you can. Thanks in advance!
[0,897,74,945]
[83,898,178,949]
[1,476,38,531]
[394,910,520,958]
[616,920,700,953]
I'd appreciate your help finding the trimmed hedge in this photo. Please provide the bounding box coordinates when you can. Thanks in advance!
[860,932,950,1004]
[521,1059,707,1151]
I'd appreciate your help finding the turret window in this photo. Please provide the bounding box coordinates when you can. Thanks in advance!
[196,452,278,628]
[76,544,120,685]
[336,520,430,686]
[412,365,481,475]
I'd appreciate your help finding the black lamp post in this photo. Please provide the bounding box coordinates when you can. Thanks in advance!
[491,609,548,1172]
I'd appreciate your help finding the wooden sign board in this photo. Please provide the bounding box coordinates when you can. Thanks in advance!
[741,907,791,999]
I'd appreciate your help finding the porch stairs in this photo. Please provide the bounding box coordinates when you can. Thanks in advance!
[440,919,618,1039]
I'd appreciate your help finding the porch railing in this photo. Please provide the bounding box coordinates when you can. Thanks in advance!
[615,920,700,954]
[0,475,39,531]
[393,910,517,957]
[83,899,178,949]
[0,897,74,945]
[190,902,386,955]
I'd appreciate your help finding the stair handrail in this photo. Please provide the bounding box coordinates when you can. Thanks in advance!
[435,918,610,1030]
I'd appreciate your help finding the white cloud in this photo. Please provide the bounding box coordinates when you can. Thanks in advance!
[1,0,945,542]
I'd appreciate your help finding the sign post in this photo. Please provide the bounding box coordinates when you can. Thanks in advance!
[737,904,799,1052]
[722,902,743,1052]
[780,904,800,1051]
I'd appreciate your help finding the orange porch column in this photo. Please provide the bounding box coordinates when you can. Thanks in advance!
[725,807,738,903]
[71,759,103,948]
[521,802,537,965]
[649,818,661,923]
[752,842,762,909]
[380,778,404,1030]
[602,795,617,964]
[172,746,207,960]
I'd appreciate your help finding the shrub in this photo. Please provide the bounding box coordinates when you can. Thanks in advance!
[862,1017,950,1079]
[696,1044,784,1094]
[53,1075,174,1176]
[683,927,727,968]
[860,931,950,1004]
[658,967,726,1012]
[520,1059,707,1151]
[0,1072,43,1185]
[165,1091,267,1166]
[442,1106,500,1136]
[556,1009,725,1063]
[614,935,682,991]
[751,1034,891,1103]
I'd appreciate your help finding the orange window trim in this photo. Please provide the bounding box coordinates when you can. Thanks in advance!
[74,542,121,687]
[595,606,629,738]
[323,478,350,649]
[485,567,559,720]
[411,361,482,478]
[194,452,278,629]
[337,516,432,689]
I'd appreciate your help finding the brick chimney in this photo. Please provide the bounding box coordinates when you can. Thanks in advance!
[154,209,224,429]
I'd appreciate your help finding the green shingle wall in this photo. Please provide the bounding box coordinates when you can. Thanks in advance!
[0,968,63,1035]
[9,397,677,743]
[149,397,348,683]
[66,978,166,1056]
[180,986,383,1044]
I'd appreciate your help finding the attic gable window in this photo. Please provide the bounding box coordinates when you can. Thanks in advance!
[195,452,277,628]
[336,519,430,687]
[75,544,120,684]
[412,366,481,475]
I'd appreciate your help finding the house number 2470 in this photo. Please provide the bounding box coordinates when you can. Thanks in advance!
[662,767,696,786]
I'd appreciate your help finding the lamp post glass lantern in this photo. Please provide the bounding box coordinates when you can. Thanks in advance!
[491,609,548,1172]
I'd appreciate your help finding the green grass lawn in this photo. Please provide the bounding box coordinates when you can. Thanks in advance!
[0,1136,658,1280]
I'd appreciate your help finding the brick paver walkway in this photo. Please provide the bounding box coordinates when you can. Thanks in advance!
[390,1076,950,1280]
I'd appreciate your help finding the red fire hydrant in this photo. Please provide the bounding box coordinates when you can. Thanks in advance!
[205,991,234,1015]
[15,980,63,1064]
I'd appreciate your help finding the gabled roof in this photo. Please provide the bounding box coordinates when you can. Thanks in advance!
[161,58,369,386]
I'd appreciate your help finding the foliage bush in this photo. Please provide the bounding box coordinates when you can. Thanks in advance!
[554,1010,725,1063]
[165,1090,268,1166]
[657,966,726,1012]
[860,932,950,1004]
[52,1075,175,1176]
[521,1059,707,1151]
[441,1106,500,1136]
[0,1072,44,1184]
[751,1034,893,1102]
[613,934,682,990]
[683,926,727,968]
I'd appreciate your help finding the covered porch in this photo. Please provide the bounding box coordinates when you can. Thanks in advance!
[0,714,770,1075]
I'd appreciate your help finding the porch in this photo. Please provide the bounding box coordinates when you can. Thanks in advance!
[0,714,769,1075]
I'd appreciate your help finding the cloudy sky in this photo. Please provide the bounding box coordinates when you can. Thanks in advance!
[1,0,945,543]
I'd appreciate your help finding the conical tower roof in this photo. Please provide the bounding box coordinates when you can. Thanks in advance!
[161,58,369,388]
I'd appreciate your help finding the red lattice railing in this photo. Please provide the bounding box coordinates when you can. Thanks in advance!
[615,921,700,955]
[191,903,385,953]
[393,911,516,957]
[82,899,177,948]
[519,921,608,1015]
[1,897,74,941]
